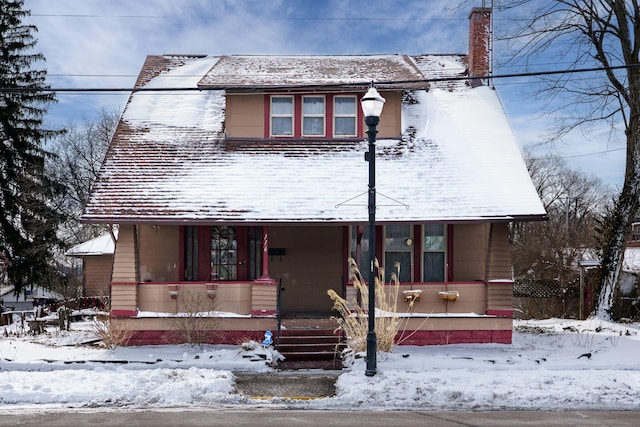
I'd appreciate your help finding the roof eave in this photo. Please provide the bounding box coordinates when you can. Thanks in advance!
[80,213,548,226]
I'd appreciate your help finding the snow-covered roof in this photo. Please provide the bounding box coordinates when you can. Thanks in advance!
[65,232,116,257]
[83,54,546,224]
[198,55,428,90]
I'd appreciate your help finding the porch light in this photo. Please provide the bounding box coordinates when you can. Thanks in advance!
[361,84,385,377]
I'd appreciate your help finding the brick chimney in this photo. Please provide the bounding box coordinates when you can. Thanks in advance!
[468,7,492,81]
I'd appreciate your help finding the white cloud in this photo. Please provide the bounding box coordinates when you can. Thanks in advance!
[21,0,626,187]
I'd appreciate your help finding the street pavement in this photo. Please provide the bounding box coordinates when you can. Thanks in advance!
[1,410,638,426]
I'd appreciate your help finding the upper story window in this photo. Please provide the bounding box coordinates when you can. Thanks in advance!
[267,93,360,138]
[271,96,294,136]
[334,96,357,137]
[302,96,325,136]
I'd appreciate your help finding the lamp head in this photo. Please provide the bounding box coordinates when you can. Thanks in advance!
[360,85,386,118]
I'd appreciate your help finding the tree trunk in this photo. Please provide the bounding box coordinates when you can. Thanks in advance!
[597,107,640,319]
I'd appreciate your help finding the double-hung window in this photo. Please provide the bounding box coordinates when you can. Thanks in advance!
[423,224,446,282]
[271,96,293,136]
[384,224,412,283]
[302,96,325,136]
[268,94,359,138]
[334,96,357,137]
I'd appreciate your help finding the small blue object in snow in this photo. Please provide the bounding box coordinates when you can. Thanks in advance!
[262,330,273,347]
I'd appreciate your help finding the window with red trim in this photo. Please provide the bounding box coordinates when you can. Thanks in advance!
[267,93,359,138]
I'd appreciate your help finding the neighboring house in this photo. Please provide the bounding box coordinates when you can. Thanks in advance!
[0,286,63,312]
[82,8,547,345]
[65,231,117,297]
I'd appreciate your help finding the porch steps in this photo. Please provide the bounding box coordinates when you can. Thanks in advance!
[275,328,346,370]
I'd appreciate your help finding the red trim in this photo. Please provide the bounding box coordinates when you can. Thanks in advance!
[376,225,383,266]
[198,226,211,281]
[125,329,265,346]
[264,96,270,137]
[342,226,349,296]
[294,95,302,137]
[122,328,512,346]
[398,329,512,345]
[486,309,514,317]
[111,309,138,317]
[413,225,421,282]
[447,225,454,281]
[178,226,185,281]
[326,95,333,136]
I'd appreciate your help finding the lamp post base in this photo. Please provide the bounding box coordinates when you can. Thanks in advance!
[365,330,377,376]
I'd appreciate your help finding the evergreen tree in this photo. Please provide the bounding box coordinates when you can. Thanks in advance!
[0,0,64,294]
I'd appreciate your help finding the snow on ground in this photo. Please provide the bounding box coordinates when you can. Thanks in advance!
[1,316,639,411]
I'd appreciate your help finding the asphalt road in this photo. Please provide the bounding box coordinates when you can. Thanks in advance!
[1,410,638,426]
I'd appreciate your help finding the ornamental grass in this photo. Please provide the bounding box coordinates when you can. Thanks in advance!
[327,257,401,353]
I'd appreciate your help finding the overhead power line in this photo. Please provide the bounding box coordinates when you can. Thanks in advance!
[0,63,637,94]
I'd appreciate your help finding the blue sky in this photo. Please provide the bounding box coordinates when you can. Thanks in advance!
[23,0,626,188]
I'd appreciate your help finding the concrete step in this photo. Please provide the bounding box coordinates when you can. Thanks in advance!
[275,328,345,370]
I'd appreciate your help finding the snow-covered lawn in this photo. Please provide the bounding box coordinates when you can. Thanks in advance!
[1,317,639,411]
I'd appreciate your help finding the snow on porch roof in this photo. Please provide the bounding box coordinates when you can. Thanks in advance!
[197,55,429,90]
[82,54,546,225]
[65,231,117,257]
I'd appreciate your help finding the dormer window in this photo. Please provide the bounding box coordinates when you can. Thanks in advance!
[334,96,357,137]
[302,96,325,136]
[266,93,362,139]
[270,96,294,136]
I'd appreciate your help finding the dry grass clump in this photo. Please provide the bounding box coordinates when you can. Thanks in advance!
[327,258,401,353]
[92,314,133,349]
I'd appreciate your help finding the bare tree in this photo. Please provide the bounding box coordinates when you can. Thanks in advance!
[496,1,640,319]
[47,109,118,245]
[512,151,612,287]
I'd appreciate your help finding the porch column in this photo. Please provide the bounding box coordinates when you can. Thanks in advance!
[254,226,275,283]
[252,226,277,316]
[110,224,139,317]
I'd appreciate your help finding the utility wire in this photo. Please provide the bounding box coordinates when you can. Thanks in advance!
[0,63,637,94]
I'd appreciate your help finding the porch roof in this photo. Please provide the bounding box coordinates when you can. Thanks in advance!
[82,54,546,224]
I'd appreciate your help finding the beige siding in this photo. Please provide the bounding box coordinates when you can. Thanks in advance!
[452,223,489,282]
[84,255,113,296]
[138,283,252,315]
[377,91,402,138]
[486,223,513,281]
[487,281,514,311]
[138,225,179,282]
[226,94,264,138]
[269,225,343,312]
[111,224,139,283]
[252,283,277,312]
[111,283,137,311]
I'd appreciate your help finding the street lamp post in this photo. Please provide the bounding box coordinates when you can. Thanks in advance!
[360,85,385,377]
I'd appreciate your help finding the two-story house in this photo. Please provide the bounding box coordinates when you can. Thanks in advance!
[82,8,546,346]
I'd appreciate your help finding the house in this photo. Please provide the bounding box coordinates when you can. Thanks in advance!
[82,7,546,346]
[65,231,117,297]
[0,285,63,312]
